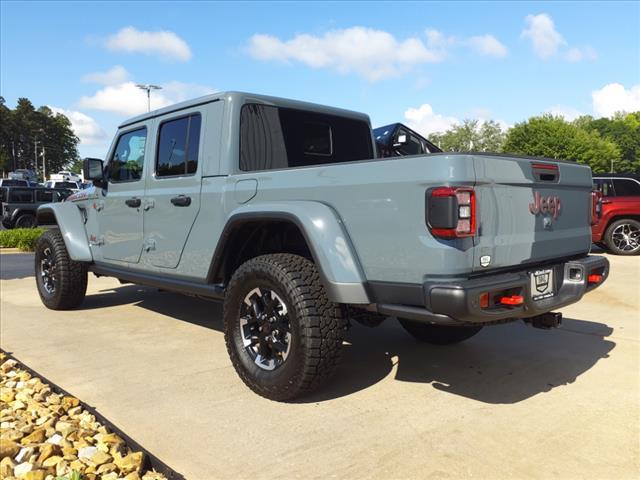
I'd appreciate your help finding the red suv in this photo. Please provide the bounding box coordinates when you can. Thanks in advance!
[592,174,640,255]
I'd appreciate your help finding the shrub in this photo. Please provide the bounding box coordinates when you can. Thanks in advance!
[0,228,46,251]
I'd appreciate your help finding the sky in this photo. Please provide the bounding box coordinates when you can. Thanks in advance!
[1,0,639,159]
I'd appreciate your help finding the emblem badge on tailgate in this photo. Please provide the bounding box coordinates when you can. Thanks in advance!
[529,191,561,220]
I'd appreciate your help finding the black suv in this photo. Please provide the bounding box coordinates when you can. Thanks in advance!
[1,187,73,229]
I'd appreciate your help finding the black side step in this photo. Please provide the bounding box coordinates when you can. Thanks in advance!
[90,264,225,300]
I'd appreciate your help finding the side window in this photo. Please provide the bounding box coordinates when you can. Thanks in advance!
[593,179,615,197]
[156,114,201,177]
[36,190,54,202]
[612,179,640,197]
[109,128,147,182]
[304,123,332,156]
[9,189,34,203]
[240,104,373,171]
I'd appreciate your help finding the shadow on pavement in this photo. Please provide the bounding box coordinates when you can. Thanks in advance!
[83,285,615,405]
[0,253,35,280]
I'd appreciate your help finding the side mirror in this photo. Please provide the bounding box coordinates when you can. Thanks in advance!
[83,158,104,187]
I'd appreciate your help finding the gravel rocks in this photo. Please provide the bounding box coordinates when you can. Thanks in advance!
[0,353,168,480]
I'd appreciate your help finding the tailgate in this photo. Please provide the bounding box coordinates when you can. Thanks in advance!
[472,154,593,272]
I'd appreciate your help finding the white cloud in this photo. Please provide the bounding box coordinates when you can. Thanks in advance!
[105,27,192,61]
[521,13,566,59]
[521,13,596,62]
[247,27,451,81]
[467,35,508,57]
[78,81,216,117]
[404,104,460,135]
[49,107,109,146]
[82,65,129,85]
[564,46,598,62]
[547,104,584,121]
[592,83,640,117]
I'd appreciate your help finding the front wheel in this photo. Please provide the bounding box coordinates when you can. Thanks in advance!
[604,219,640,255]
[398,319,483,345]
[35,229,88,310]
[223,254,345,401]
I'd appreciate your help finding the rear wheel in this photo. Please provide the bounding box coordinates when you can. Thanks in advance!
[223,254,345,401]
[398,319,482,345]
[15,214,36,229]
[604,219,640,255]
[35,229,88,310]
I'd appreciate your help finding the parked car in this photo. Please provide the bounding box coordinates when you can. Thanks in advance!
[44,180,81,192]
[373,122,442,157]
[9,169,38,182]
[2,186,72,229]
[34,91,608,401]
[592,173,640,255]
[0,178,29,187]
[50,170,81,183]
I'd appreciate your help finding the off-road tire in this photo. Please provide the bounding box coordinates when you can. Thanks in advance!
[604,218,640,256]
[35,229,88,310]
[398,319,482,345]
[15,214,36,229]
[223,254,345,401]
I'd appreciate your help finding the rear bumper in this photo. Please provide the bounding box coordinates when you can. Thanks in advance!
[374,255,609,325]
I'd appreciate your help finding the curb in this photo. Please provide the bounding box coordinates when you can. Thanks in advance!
[1,350,185,480]
[0,248,30,254]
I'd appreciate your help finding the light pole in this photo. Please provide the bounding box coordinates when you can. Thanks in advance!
[136,84,162,112]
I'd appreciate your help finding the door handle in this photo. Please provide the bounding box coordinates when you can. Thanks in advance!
[125,197,141,208]
[171,195,191,207]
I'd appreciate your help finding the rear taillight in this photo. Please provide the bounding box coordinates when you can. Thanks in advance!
[427,186,476,238]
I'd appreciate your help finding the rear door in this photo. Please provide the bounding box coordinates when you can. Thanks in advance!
[142,109,204,268]
[472,155,593,272]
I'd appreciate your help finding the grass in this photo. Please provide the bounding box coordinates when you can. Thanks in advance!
[0,228,46,251]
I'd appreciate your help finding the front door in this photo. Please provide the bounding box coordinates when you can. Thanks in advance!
[143,112,203,268]
[99,126,148,264]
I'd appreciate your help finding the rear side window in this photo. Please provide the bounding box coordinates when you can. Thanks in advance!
[36,190,54,202]
[156,114,201,177]
[240,104,373,171]
[612,179,640,197]
[1,179,27,186]
[593,179,615,197]
[109,128,147,182]
[9,189,34,203]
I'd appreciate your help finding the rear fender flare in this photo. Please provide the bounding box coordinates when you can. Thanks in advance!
[211,201,370,304]
[37,203,93,262]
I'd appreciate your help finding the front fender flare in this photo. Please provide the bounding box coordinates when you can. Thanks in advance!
[216,201,370,304]
[37,203,93,262]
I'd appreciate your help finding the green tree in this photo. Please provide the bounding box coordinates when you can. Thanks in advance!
[577,112,640,173]
[503,115,621,173]
[0,97,79,180]
[68,158,83,174]
[430,119,506,152]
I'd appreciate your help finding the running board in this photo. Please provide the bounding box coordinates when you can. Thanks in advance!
[89,264,225,300]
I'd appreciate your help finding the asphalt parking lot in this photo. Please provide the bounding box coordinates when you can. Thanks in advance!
[1,251,638,479]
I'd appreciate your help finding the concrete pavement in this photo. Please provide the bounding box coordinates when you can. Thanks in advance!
[1,251,638,479]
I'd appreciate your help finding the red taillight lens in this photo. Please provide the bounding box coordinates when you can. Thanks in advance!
[588,274,603,284]
[500,295,524,306]
[428,187,476,238]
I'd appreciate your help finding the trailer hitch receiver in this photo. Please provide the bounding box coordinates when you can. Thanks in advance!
[525,312,562,330]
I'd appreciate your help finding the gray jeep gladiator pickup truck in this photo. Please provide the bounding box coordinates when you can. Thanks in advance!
[34,91,609,400]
